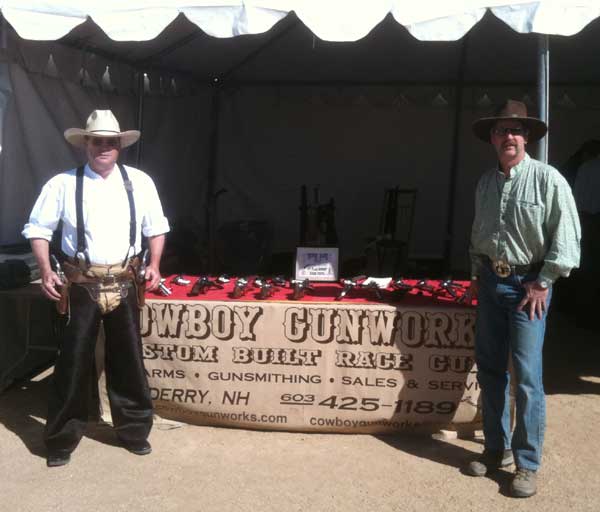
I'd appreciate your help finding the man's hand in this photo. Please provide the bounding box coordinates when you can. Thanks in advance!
[463,280,479,305]
[40,270,63,301]
[517,281,549,321]
[144,265,162,291]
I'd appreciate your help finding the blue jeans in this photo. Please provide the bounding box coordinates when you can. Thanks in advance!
[475,263,552,471]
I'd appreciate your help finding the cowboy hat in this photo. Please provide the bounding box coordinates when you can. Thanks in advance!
[64,110,140,148]
[472,99,547,143]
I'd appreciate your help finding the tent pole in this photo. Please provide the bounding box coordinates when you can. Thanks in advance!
[537,35,550,163]
[442,36,468,275]
[205,81,222,273]
[135,71,144,167]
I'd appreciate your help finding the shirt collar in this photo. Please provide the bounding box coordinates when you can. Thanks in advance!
[84,163,118,181]
[497,152,530,180]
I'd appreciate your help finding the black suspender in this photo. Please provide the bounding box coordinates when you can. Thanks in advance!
[118,163,137,265]
[74,164,137,268]
[75,166,90,267]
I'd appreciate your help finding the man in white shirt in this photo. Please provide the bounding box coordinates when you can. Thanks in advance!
[23,110,170,467]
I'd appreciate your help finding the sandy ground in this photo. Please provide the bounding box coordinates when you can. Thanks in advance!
[1,311,599,512]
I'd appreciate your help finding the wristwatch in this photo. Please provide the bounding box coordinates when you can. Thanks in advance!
[536,277,551,289]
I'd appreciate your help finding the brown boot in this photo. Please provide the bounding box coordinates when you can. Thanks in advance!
[510,467,537,498]
[465,449,514,477]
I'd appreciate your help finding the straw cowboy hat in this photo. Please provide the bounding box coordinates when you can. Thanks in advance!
[64,110,140,148]
[472,99,547,143]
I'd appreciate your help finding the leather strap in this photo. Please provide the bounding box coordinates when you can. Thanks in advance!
[118,163,136,263]
[75,166,90,267]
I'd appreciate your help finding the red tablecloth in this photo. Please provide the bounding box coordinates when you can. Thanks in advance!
[147,276,473,306]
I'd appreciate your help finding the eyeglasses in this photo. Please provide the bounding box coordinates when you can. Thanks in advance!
[491,127,528,137]
[89,137,120,148]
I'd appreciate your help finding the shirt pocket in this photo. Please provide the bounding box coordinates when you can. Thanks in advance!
[510,199,544,232]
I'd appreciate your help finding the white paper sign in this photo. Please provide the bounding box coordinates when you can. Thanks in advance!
[295,247,339,282]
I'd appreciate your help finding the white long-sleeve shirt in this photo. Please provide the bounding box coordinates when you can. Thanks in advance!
[22,164,170,264]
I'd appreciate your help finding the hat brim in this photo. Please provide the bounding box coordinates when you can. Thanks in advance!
[64,128,140,149]
[472,116,547,143]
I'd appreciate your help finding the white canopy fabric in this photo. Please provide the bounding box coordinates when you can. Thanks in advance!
[2,1,600,42]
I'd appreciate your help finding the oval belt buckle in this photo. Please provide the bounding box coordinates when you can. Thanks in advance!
[492,259,512,278]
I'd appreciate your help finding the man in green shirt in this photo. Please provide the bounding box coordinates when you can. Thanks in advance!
[465,100,580,498]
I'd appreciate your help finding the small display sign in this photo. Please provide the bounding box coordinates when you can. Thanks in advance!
[295,247,339,282]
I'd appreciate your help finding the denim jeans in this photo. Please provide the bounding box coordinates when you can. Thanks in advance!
[475,263,552,471]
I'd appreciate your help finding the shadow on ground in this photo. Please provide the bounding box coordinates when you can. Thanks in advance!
[0,378,47,458]
[0,376,123,459]
[374,432,481,469]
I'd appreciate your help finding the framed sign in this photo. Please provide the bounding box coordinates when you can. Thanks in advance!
[295,247,339,282]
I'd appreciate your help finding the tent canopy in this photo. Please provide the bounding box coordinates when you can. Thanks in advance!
[4,1,600,42]
[0,2,598,275]
[4,2,600,85]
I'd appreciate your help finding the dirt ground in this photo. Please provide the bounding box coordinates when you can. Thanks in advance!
[1,310,599,512]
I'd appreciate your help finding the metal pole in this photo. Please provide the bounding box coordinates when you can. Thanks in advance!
[135,70,145,167]
[537,35,549,163]
[443,35,468,274]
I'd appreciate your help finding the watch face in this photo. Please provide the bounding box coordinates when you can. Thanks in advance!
[539,280,549,289]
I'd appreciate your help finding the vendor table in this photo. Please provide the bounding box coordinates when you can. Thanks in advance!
[141,277,480,433]
[0,285,59,391]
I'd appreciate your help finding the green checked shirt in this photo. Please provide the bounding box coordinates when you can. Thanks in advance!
[470,153,581,283]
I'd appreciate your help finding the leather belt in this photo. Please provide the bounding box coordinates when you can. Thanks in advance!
[68,273,134,285]
[482,255,543,278]
[62,259,137,285]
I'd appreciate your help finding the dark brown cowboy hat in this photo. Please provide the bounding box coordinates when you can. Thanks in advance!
[472,99,547,143]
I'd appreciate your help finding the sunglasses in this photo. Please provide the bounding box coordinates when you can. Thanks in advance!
[89,137,120,148]
[491,127,528,137]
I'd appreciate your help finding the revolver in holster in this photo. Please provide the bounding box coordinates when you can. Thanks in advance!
[51,255,70,316]
[133,250,149,308]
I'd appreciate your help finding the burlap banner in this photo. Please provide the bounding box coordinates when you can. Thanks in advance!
[141,298,480,434]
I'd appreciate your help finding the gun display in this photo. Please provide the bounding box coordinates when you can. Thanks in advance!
[171,274,192,286]
[257,281,275,300]
[435,279,466,300]
[188,276,210,296]
[415,279,434,295]
[392,278,414,294]
[187,275,228,297]
[157,278,172,296]
[336,275,365,301]
[272,275,287,288]
[290,279,312,300]
[232,277,250,298]
[216,275,230,286]
[362,280,383,300]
